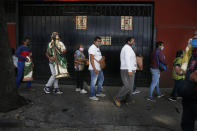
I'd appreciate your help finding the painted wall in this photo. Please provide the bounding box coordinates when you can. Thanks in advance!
[154,0,197,87]
[7,23,16,49]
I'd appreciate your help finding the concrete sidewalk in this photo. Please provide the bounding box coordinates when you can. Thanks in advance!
[0,83,183,131]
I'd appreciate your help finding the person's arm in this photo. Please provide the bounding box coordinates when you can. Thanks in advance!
[158,51,167,65]
[45,50,55,61]
[174,65,184,75]
[125,48,133,76]
[90,54,99,74]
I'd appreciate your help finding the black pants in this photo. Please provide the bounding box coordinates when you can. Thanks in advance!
[181,100,197,131]
[171,79,183,98]
[76,70,84,89]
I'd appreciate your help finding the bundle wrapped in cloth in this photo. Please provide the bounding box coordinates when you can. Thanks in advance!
[136,56,143,70]
[181,38,197,72]
[23,54,33,81]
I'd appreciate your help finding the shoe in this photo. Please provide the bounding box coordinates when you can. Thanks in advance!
[168,97,177,101]
[146,97,156,102]
[96,93,106,97]
[125,100,136,105]
[75,88,81,92]
[157,94,164,98]
[80,89,87,94]
[53,88,63,94]
[44,87,50,94]
[28,88,35,91]
[113,97,121,107]
[89,96,99,101]
[177,97,182,100]
[132,90,141,95]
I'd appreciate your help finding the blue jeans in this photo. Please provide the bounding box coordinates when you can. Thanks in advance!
[16,61,31,88]
[148,68,161,99]
[90,70,104,97]
[133,79,136,92]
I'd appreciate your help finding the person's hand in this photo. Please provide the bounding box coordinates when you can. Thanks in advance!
[128,72,133,76]
[49,57,56,61]
[94,69,99,74]
[51,41,54,46]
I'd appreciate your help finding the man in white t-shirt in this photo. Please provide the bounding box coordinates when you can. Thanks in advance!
[114,37,137,107]
[88,36,105,101]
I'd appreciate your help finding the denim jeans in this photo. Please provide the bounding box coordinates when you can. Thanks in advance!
[148,68,161,99]
[90,70,104,97]
[46,63,59,89]
[16,61,31,88]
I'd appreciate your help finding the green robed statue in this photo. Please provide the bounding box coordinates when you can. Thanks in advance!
[47,32,69,78]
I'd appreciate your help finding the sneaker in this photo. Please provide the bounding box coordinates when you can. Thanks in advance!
[113,97,121,107]
[44,87,50,94]
[28,88,35,91]
[146,97,156,102]
[157,94,164,98]
[53,88,63,94]
[132,90,141,95]
[89,96,99,101]
[125,100,136,105]
[96,93,106,97]
[80,89,87,94]
[168,97,177,101]
[75,88,81,92]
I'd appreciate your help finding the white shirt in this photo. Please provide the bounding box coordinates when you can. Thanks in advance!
[12,55,18,67]
[120,44,137,72]
[88,44,102,71]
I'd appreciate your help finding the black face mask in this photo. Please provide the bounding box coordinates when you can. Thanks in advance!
[27,42,30,46]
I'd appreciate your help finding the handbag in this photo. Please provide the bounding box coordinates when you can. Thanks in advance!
[156,52,167,72]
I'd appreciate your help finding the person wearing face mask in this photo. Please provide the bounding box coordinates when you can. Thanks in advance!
[147,41,167,102]
[169,50,184,101]
[74,44,88,94]
[114,37,137,107]
[16,36,33,90]
[88,36,105,101]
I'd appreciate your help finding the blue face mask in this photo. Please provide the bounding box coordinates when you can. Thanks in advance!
[132,44,136,49]
[192,38,197,48]
[98,42,102,47]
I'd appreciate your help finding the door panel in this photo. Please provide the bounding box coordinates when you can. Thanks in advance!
[19,2,153,86]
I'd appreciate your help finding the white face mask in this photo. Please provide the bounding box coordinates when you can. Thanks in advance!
[79,48,84,52]
[161,46,164,50]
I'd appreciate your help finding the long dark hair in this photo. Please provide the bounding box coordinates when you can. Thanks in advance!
[176,50,183,58]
